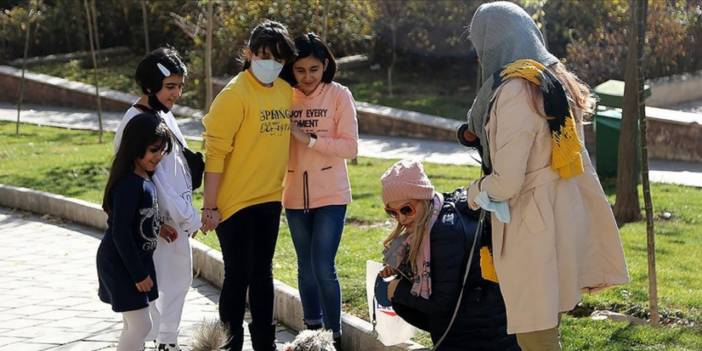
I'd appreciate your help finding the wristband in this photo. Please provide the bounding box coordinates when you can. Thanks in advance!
[200,207,218,211]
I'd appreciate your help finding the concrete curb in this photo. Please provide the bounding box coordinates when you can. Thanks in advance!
[0,184,428,351]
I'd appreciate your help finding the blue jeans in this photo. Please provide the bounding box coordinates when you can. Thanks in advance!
[285,205,346,336]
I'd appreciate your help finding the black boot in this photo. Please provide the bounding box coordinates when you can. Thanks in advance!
[221,323,244,351]
[333,335,342,351]
[248,322,277,351]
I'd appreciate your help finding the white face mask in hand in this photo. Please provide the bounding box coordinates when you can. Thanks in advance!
[251,58,283,85]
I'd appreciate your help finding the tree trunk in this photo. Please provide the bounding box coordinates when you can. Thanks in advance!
[540,3,548,50]
[141,0,150,54]
[633,0,658,327]
[388,22,396,97]
[90,0,101,52]
[16,11,32,136]
[84,0,104,143]
[613,0,643,223]
[74,0,88,51]
[321,0,329,42]
[205,0,214,111]
[117,0,132,43]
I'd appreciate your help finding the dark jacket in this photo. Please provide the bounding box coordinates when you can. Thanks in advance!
[392,190,519,351]
[97,173,160,312]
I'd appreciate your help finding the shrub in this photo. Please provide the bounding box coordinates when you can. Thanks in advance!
[563,0,702,85]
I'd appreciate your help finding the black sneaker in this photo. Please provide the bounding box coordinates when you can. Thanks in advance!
[157,344,183,351]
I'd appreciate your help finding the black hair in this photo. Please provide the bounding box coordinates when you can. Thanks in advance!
[280,33,337,86]
[102,113,173,214]
[135,47,188,95]
[241,20,297,70]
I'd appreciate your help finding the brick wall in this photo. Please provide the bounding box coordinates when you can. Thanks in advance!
[356,104,459,142]
[0,65,202,118]
[0,66,132,111]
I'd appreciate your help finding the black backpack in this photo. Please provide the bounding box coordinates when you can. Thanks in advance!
[432,188,488,351]
[442,188,492,251]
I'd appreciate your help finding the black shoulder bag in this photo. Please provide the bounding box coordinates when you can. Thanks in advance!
[133,104,205,190]
[173,136,205,190]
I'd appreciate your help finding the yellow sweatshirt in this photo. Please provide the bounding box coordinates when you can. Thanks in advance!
[202,70,292,220]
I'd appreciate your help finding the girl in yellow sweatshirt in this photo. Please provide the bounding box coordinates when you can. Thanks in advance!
[279,33,359,350]
[201,20,296,351]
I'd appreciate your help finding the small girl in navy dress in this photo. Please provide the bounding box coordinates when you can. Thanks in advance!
[97,113,173,351]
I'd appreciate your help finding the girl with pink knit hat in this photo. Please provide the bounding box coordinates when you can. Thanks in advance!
[378,159,518,351]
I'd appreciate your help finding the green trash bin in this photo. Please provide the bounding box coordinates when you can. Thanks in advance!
[593,108,640,178]
[592,80,649,178]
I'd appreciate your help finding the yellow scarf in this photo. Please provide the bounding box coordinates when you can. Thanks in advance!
[500,59,584,179]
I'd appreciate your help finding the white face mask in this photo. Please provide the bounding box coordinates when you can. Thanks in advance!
[250,58,284,84]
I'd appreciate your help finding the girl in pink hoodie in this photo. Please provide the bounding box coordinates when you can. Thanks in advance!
[280,33,359,350]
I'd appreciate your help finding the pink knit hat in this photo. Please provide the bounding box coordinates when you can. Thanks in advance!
[381,159,435,204]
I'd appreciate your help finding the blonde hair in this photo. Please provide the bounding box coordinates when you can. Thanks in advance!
[382,199,433,274]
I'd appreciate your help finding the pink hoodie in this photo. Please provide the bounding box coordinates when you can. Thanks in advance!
[282,82,359,210]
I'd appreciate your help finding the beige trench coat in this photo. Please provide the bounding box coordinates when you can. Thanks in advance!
[467,78,629,334]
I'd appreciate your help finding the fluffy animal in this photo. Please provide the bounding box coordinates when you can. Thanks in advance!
[189,319,336,351]
[189,318,228,351]
[282,329,336,351]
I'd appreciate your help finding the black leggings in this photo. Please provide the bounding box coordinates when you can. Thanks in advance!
[216,202,281,351]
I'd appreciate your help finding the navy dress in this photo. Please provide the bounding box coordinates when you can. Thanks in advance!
[97,173,160,312]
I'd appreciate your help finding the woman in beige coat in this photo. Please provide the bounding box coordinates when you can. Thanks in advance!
[463,3,629,350]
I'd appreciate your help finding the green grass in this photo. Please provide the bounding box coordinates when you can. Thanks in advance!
[336,60,477,121]
[28,55,476,121]
[561,316,702,350]
[1,122,701,349]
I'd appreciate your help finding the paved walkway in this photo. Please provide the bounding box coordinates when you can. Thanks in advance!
[2,102,701,187]
[0,208,295,350]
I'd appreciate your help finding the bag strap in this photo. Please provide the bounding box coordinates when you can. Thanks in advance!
[431,206,486,351]
[134,103,187,149]
[371,293,378,336]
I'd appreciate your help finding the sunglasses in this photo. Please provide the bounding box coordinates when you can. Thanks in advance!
[384,202,416,218]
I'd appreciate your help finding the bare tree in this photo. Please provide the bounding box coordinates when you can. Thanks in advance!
[631,0,658,327]
[90,0,100,52]
[141,0,150,54]
[84,0,104,143]
[377,1,401,97]
[16,6,36,136]
[613,0,644,223]
[170,7,215,110]
[321,0,330,42]
[205,0,214,111]
[170,11,203,40]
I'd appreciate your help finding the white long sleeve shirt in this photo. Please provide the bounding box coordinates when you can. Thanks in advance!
[114,107,201,249]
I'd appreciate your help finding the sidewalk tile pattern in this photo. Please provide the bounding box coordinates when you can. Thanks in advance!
[0,208,295,350]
